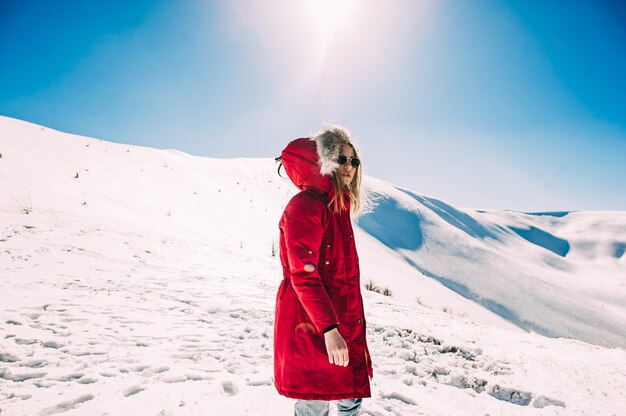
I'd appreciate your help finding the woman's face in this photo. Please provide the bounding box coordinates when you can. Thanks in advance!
[337,145,357,188]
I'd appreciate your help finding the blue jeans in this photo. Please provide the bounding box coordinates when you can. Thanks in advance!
[294,398,362,416]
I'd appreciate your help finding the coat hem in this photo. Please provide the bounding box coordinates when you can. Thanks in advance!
[276,385,371,401]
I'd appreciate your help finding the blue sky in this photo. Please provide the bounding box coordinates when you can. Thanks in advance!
[1,0,625,211]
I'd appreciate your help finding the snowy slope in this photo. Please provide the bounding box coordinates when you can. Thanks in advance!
[357,181,626,347]
[0,116,522,332]
[1,116,625,416]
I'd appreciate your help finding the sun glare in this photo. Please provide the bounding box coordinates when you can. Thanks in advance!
[304,0,356,42]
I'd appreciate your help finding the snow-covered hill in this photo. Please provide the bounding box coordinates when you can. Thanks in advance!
[358,180,626,347]
[1,116,625,415]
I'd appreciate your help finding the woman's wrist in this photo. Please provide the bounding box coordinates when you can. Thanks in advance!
[322,324,339,335]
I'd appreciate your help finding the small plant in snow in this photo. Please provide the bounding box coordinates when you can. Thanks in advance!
[14,196,32,215]
[74,172,79,178]
[365,280,393,297]
[271,241,276,257]
[365,280,379,293]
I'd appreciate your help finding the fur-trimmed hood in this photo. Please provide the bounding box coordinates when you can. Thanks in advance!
[312,126,358,176]
[279,126,358,195]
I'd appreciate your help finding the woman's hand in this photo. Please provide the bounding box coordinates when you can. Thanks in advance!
[324,328,349,367]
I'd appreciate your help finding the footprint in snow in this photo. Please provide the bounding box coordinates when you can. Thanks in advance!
[246,377,273,386]
[141,366,169,377]
[0,369,46,382]
[21,359,46,368]
[381,391,418,406]
[54,373,84,382]
[532,395,566,408]
[39,394,94,416]
[122,385,145,397]
[489,384,532,406]
[14,338,38,345]
[76,376,98,384]
[132,364,151,372]
[221,380,239,396]
[42,341,64,349]
[0,352,20,363]
[489,385,565,408]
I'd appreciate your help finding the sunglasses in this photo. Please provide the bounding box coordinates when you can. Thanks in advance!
[337,155,360,168]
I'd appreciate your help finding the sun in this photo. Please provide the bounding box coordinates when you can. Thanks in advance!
[304,0,356,43]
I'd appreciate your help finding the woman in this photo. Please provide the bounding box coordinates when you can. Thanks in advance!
[274,126,373,416]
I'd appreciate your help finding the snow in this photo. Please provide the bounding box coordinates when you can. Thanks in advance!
[358,181,626,347]
[1,115,625,415]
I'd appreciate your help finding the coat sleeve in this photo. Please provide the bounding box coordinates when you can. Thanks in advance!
[281,194,339,333]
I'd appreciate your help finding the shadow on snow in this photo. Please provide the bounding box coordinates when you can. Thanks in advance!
[398,189,498,240]
[509,226,570,257]
[357,195,424,250]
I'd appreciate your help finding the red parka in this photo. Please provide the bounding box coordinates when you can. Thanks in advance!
[274,137,373,401]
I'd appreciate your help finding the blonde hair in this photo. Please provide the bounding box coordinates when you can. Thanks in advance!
[329,143,363,216]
